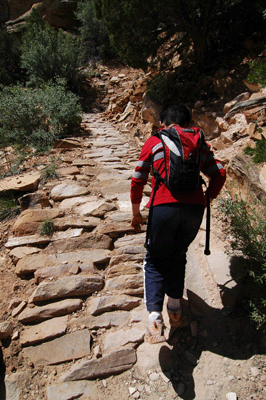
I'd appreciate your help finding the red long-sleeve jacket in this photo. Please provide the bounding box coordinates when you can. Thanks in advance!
[130,126,226,207]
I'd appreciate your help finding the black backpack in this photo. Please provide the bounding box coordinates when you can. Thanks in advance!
[144,126,211,255]
[152,126,204,192]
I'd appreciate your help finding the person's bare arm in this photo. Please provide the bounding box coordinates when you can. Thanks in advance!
[131,203,144,232]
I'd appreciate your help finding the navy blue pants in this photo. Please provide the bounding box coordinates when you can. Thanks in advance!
[144,203,205,312]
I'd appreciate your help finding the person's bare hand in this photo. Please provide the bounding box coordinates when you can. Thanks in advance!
[131,213,144,232]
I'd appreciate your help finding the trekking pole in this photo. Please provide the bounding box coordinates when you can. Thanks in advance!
[204,188,211,255]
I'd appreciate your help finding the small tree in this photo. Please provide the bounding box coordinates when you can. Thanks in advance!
[21,9,83,87]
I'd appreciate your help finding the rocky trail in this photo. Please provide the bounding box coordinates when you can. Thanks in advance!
[0,112,266,400]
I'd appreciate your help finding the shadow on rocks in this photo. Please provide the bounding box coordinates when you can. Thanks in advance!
[158,289,266,400]
[0,346,6,399]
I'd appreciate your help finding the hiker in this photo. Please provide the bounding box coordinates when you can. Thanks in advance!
[130,103,226,343]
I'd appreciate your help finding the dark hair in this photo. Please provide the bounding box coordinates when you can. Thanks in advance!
[159,104,191,127]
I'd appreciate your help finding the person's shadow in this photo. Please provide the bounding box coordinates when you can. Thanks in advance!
[159,256,266,399]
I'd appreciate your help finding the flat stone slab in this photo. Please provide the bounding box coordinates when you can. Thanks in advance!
[6,229,84,250]
[15,249,111,276]
[18,298,83,324]
[23,329,91,365]
[104,323,145,351]
[57,166,80,176]
[62,347,137,381]
[74,200,117,217]
[20,315,68,346]
[107,212,132,223]
[52,216,101,230]
[30,275,104,303]
[106,263,142,278]
[50,182,90,200]
[34,263,95,283]
[93,180,131,195]
[72,159,96,166]
[8,246,40,264]
[6,235,51,249]
[87,295,142,316]
[46,380,98,400]
[84,149,112,158]
[45,233,112,252]
[109,253,145,267]
[77,311,129,330]
[58,195,98,211]
[114,233,146,248]
[94,222,135,236]
[105,274,143,295]
[0,171,41,193]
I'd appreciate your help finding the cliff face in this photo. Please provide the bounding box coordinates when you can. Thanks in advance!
[2,0,79,32]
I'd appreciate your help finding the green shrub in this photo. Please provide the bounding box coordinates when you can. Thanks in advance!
[39,219,54,237]
[0,80,82,152]
[0,193,20,221]
[247,59,266,87]
[21,10,83,87]
[220,195,266,328]
[244,139,266,163]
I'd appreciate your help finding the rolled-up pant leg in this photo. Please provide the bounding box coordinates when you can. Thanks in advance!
[144,203,204,312]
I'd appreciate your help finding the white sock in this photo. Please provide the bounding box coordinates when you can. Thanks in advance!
[167,297,181,311]
[148,311,162,324]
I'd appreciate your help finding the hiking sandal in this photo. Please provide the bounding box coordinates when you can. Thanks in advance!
[144,320,166,344]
